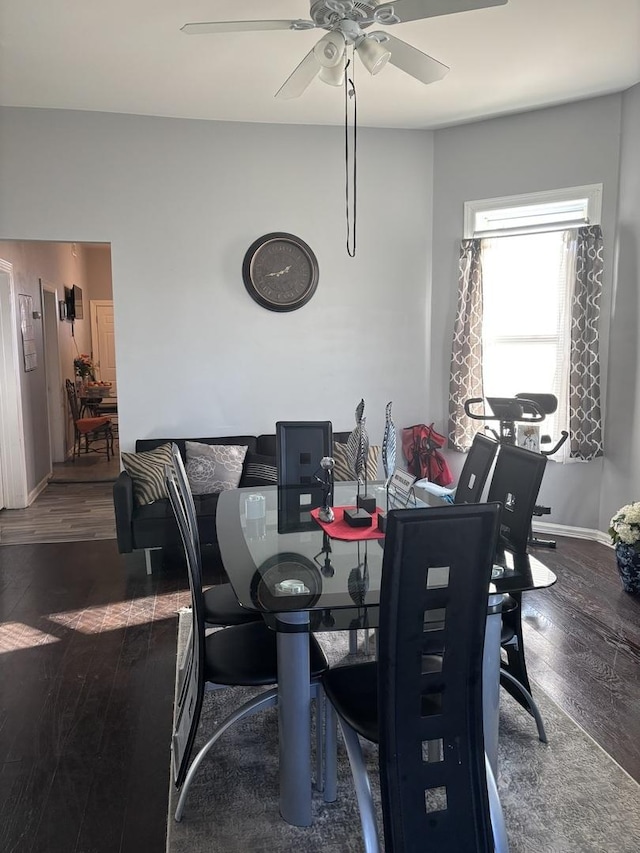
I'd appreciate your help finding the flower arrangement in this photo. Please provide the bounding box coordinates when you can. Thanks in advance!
[73,354,95,379]
[609,502,640,553]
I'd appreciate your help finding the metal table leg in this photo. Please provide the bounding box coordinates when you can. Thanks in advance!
[483,592,504,777]
[276,611,312,826]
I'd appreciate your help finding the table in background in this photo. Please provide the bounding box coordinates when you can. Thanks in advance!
[216,482,556,826]
[79,392,118,434]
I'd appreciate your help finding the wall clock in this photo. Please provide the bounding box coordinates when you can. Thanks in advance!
[242,232,319,312]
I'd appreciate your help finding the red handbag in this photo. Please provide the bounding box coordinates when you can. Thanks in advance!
[401,423,454,486]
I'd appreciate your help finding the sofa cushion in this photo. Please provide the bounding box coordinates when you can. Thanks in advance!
[122,442,173,506]
[131,495,220,549]
[333,442,380,482]
[240,452,278,487]
[185,441,248,495]
[136,436,258,461]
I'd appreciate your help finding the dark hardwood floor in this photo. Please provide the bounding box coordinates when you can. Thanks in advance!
[0,540,224,853]
[0,534,638,852]
[522,535,640,781]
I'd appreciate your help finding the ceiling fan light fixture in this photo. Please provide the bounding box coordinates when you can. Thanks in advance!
[313,31,347,67]
[356,36,391,75]
[319,63,345,87]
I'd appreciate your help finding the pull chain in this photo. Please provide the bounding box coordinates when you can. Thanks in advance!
[344,55,357,258]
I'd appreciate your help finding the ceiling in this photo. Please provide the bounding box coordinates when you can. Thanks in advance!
[1,1,639,130]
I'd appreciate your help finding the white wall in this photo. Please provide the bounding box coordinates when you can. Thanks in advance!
[600,82,640,529]
[1,98,635,532]
[85,245,112,301]
[431,94,624,531]
[0,108,435,457]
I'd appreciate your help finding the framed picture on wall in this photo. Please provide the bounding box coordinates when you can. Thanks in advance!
[18,294,37,371]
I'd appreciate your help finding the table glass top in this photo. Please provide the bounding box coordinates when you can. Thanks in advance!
[216,482,557,616]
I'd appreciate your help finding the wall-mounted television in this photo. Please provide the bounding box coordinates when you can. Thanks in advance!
[66,284,83,320]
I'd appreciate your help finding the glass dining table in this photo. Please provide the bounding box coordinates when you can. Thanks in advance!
[216,481,557,827]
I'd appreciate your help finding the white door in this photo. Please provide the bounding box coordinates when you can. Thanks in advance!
[90,300,117,390]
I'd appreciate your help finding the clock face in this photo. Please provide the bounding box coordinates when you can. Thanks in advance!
[242,233,319,312]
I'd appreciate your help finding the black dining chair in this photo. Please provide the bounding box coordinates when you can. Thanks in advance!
[168,443,262,627]
[166,459,330,821]
[417,432,498,504]
[486,442,548,743]
[322,503,508,853]
[275,421,333,531]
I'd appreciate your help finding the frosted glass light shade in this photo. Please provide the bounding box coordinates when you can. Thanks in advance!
[319,63,345,86]
[356,37,390,75]
[314,31,347,67]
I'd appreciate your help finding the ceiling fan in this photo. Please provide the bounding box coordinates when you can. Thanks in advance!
[181,0,508,98]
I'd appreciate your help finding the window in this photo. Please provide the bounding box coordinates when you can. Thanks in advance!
[463,185,602,459]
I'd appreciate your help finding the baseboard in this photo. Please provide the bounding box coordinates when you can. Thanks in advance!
[27,473,50,506]
[532,520,612,548]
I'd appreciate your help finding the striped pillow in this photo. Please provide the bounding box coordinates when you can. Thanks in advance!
[241,453,278,487]
[333,442,380,482]
[122,443,174,506]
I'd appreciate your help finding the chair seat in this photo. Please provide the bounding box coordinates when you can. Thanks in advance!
[323,661,379,743]
[204,583,262,626]
[205,620,329,687]
[76,416,111,433]
[323,658,446,745]
[501,622,516,645]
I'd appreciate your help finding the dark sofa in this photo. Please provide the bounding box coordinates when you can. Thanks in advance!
[113,432,352,566]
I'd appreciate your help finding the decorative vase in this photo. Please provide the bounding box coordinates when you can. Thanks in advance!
[614,543,640,594]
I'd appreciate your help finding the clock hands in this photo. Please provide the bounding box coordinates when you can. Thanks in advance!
[266,265,292,278]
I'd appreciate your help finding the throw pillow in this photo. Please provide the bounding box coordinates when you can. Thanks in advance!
[333,442,380,482]
[185,441,248,495]
[240,452,278,487]
[122,443,174,506]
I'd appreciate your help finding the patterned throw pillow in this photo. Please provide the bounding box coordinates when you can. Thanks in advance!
[333,442,380,482]
[185,442,248,495]
[122,443,174,506]
[240,452,278,487]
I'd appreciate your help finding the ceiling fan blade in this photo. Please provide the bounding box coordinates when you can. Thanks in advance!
[275,49,322,99]
[375,33,449,84]
[374,0,507,25]
[181,20,313,35]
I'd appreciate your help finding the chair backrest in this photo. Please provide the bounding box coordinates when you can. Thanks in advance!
[65,379,81,422]
[276,421,332,531]
[378,503,501,853]
[169,442,199,541]
[166,461,206,789]
[486,443,547,554]
[454,433,499,504]
[276,421,332,486]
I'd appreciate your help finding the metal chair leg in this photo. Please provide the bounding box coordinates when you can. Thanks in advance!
[175,688,278,822]
[338,718,381,853]
[324,699,338,802]
[485,753,510,852]
[500,668,548,743]
[349,629,358,655]
[363,628,371,656]
[314,683,325,792]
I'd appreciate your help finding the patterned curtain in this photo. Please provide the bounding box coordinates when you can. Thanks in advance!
[448,239,484,452]
[569,225,604,460]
